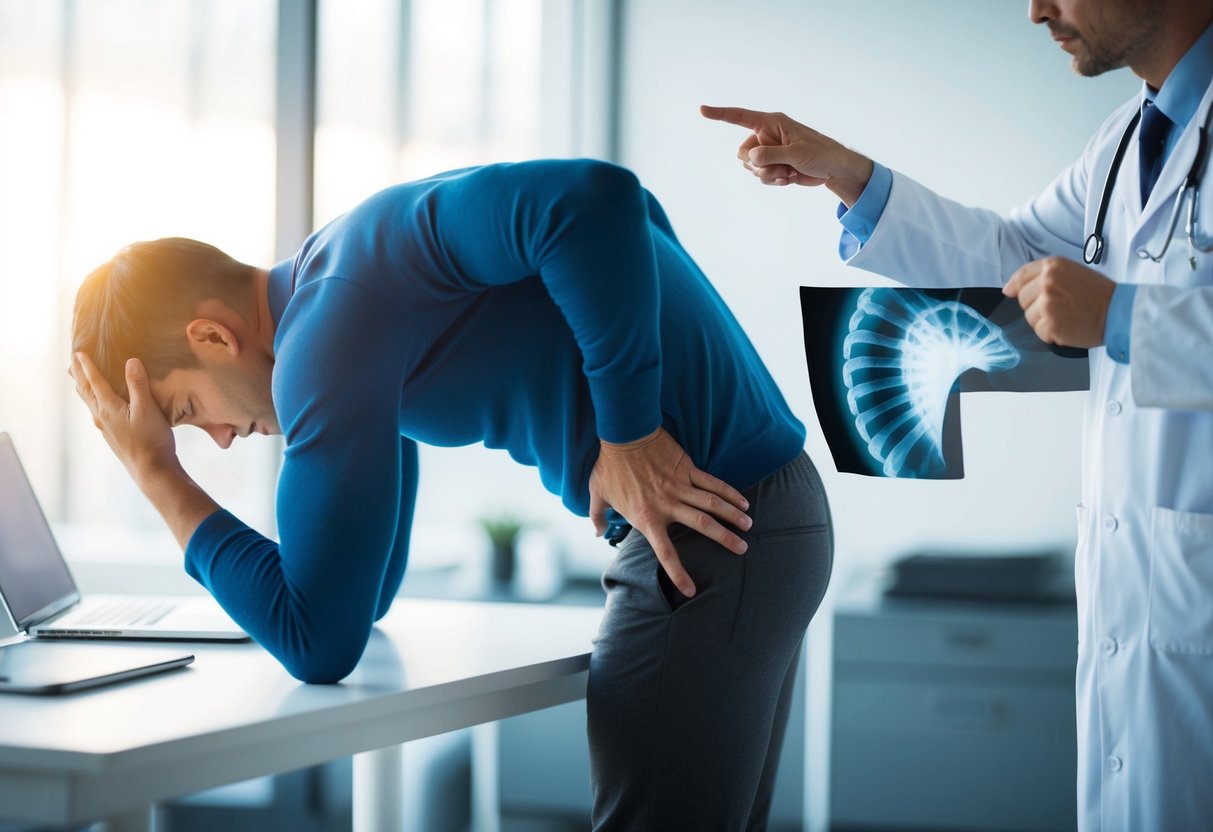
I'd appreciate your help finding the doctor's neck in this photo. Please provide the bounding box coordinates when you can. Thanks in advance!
[1123,1,1213,91]
[1133,1,1213,90]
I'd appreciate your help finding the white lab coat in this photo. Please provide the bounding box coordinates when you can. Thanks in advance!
[844,82,1213,831]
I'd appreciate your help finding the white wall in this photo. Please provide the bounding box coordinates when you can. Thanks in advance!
[616,1,1138,827]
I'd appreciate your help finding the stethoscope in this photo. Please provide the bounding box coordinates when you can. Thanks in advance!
[1084,101,1213,269]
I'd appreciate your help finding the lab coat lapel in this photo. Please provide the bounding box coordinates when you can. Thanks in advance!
[1110,106,1143,243]
[1139,83,1213,225]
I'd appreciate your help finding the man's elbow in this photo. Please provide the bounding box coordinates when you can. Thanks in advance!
[563,160,644,213]
[280,639,366,685]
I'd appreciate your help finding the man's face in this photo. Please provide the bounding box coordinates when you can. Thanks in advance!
[150,358,280,449]
[1031,0,1164,78]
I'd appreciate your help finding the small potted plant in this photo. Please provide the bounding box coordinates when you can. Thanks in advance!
[480,514,525,585]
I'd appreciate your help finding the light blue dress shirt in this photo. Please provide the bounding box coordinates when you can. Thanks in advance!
[839,21,1213,365]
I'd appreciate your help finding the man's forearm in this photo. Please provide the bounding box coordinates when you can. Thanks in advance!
[133,462,222,550]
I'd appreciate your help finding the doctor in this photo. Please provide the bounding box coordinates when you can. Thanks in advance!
[703,0,1213,828]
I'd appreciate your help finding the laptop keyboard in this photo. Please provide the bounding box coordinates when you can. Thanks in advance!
[72,598,177,627]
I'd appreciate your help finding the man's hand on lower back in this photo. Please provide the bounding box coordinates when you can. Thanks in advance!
[588,426,752,598]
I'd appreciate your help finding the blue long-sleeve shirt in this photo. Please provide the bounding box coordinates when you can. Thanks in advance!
[184,159,806,682]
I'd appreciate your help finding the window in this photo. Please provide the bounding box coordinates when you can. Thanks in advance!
[0,0,279,549]
[316,0,610,571]
[1,0,613,578]
[316,0,543,214]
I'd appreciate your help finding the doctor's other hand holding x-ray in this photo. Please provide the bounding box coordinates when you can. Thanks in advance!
[705,0,1213,830]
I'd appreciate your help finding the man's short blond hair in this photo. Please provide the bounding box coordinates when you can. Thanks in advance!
[71,238,255,398]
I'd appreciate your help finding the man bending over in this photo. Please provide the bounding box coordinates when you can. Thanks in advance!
[70,159,832,830]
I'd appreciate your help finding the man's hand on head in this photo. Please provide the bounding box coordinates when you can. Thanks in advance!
[70,352,221,551]
[588,426,752,598]
[70,352,179,479]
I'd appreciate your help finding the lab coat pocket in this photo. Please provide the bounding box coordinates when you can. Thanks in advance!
[1163,247,1213,288]
[1147,506,1213,656]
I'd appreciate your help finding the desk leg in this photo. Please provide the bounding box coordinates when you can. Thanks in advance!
[471,722,501,832]
[353,744,403,832]
[100,805,154,832]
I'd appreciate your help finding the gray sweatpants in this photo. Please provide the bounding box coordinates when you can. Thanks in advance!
[587,451,833,831]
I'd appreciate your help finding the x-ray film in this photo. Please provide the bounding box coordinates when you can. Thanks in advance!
[800,286,1090,479]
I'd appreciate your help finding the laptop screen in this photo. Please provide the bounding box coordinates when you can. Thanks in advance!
[0,434,78,629]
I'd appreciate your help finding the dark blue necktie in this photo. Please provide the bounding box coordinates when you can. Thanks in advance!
[1138,99,1172,205]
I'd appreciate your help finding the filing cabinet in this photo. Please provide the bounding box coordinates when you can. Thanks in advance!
[830,575,1078,831]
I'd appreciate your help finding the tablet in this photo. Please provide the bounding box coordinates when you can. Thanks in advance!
[0,640,194,695]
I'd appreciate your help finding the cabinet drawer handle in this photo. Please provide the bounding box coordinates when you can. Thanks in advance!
[941,627,991,650]
[930,694,1007,728]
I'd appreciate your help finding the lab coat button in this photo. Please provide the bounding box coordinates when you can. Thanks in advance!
[1102,638,1118,656]
[1136,247,1150,259]
[1103,515,1119,532]
[1106,400,1122,416]
[1108,755,1123,772]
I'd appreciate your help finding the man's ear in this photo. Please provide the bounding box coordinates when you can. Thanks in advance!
[184,318,241,359]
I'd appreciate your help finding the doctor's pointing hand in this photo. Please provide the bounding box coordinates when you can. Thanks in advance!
[699,104,1119,350]
[698,105,873,205]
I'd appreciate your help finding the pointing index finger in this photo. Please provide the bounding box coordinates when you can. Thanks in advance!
[700,104,766,131]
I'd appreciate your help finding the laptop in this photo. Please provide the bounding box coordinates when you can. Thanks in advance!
[0,432,249,642]
[0,640,194,694]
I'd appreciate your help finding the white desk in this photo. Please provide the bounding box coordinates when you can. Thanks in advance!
[0,598,603,831]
